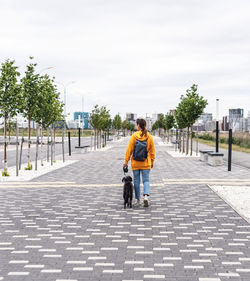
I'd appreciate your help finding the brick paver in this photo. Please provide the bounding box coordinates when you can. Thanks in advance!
[0,137,250,281]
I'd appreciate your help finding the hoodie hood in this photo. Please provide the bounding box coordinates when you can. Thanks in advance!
[134,131,148,141]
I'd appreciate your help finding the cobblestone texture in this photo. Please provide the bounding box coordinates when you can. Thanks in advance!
[0,137,250,281]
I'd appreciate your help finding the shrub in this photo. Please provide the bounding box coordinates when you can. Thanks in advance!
[199,132,250,149]
[24,162,33,170]
[2,169,10,176]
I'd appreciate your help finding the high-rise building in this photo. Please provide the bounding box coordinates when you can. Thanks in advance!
[246,111,250,132]
[229,108,244,131]
[126,113,137,122]
[199,113,213,124]
[152,113,163,121]
[222,116,229,131]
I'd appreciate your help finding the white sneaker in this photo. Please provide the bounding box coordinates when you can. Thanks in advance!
[134,199,141,207]
[144,195,149,207]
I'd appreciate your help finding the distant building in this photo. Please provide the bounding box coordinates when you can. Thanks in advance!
[152,113,163,121]
[126,113,137,122]
[245,111,250,132]
[222,116,229,131]
[229,108,244,131]
[73,112,90,129]
[169,109,175,116]
[67,120,78,129]
[205,120,216,132]
[199,113,213,124]
[145,116,153,131]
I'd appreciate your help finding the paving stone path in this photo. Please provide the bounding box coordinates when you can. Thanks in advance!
[0,137,250,281]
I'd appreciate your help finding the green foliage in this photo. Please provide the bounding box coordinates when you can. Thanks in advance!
[165,113,175,130]
[152,120,159,131]
[174,106,188,129]
[199,132,250,149]
[34,74,64,128]
[175,84,208,129]
[0,59,22,118]
[158,114,166,129]
[99,107,111,131]
[89,105,111,132]
[21,57,40,121]
[122,120,129,129]
[2,169,10,177]
[127,122,135,132]
[112,114,122,131]
[24,161,33,170]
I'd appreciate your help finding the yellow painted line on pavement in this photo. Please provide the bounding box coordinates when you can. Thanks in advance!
[163,178,250,182]
[0,182,164,188]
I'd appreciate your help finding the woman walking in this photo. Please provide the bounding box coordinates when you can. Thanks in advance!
[124,118,155,207]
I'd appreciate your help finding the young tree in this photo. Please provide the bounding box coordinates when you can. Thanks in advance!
[112,114,122,135]
[0,59,21,174]
[21,57,40,168]
[165,113,175,143]
[90,105,101,149]
[34,74,63,165]
[152,120,159,134]
[180,84,208,155]
[158,114,165,137]
[127,122,135,135]
[174,104,188,153]
[99,106,111,147]
[122,120,129,136]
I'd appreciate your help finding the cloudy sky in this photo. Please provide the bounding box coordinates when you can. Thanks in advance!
[1,0,250,119]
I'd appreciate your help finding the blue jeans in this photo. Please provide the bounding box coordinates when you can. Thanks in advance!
[133,169,150,200]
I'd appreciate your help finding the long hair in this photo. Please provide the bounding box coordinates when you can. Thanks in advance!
[136,118,147,137]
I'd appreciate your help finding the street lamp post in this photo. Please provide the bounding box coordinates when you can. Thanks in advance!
[56,81,76,123]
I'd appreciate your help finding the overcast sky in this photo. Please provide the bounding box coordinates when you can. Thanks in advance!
[1,0,250,119]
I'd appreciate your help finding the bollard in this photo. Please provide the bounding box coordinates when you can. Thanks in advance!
[228,129,232,171]
[68,132,71,156]
[78,127,81,147]
[216,121,219,153]
[19,129,24,170]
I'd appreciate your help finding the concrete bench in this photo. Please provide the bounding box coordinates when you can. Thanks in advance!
[75,145,90,153]
[207,152,224,166]
[199,150,214,162]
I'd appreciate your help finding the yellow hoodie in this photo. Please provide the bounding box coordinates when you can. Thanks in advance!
[125,131,155,170]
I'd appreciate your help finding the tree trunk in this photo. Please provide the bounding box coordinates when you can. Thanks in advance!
[53,125,56,162]
[35,126,39,171]
[8,118,11,142]
[190,126,193,156]
[167,130,170,143]
[47,128,49,162]
[16,120,19,177]
[3,114,7,171]
[182,130,185,153]
[41,127,44,166]
[27,118,31,164]
[50,127,53,166]
[96,130,99,149]
[179,130,182,152]
[186,127,189,155]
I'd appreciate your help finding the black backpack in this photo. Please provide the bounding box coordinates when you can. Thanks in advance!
[133,138,148,161]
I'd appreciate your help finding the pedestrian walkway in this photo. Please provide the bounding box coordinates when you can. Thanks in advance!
[0,137,250,281]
